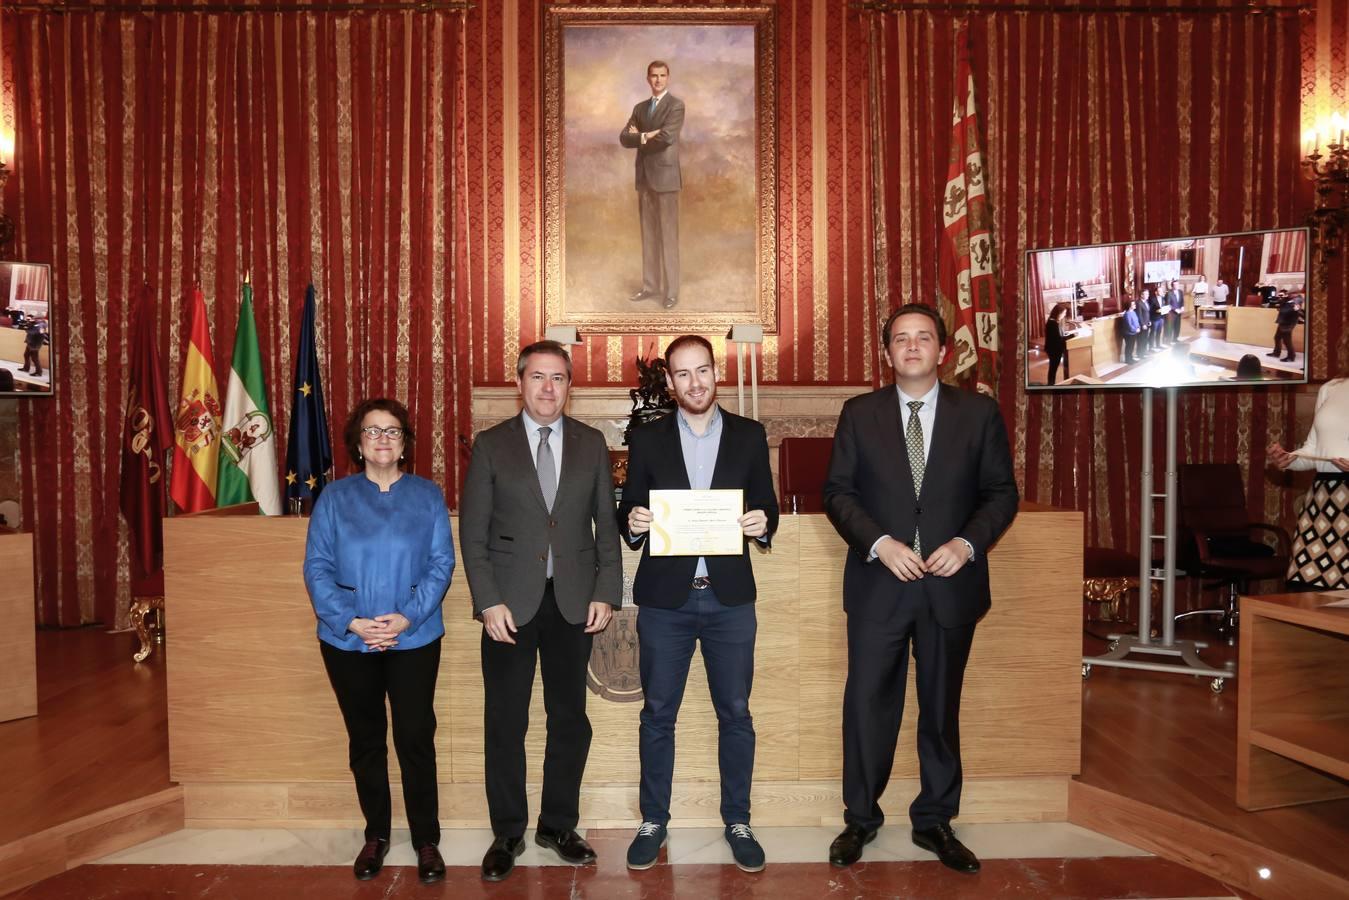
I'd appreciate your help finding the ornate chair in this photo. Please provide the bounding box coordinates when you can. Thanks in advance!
[1175,463,1291,643]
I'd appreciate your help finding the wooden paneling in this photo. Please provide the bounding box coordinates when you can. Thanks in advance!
[1225,306,1305,352]
[1069,781,1348,900]
[0,787,183,897]
[0,532,35,722]
[167,508,1082,827]
[1237,594,1349,811]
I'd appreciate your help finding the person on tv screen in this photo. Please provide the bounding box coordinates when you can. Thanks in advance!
[1121,299,1143,364]
[1147,286,1167,351]
[1268,295,1304,363]
[1044,303,1075,386]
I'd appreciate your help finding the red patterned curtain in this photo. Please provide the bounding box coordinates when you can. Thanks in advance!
[869,8,1321,555]
[2,9,473,627]
[1266,229,1307,274]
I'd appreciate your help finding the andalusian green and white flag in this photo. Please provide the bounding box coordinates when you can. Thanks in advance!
[217,283,283,515]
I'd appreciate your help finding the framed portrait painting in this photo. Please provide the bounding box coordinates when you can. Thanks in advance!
[542,6,778,335]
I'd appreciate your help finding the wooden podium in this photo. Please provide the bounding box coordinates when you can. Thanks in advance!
[165,504,1083,829]
[0,532,36,723]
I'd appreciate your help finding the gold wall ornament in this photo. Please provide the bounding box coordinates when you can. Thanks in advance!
[1302,115,1349,260]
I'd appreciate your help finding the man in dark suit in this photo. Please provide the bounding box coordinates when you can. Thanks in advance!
[460,339,623,882]
[618,335,779,873]
[619,60,684,310]
[823,304,1018,874]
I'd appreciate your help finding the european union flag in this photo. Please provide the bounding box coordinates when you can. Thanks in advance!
[286,285,333,502]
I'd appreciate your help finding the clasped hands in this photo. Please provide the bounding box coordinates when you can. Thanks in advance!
[874,535,972,581]
[1267,441,1349,472]
[482,600,614,644]
[626,505,769,539]
[348,613,411,652]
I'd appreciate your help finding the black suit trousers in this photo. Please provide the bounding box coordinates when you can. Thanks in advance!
[320,638,442,849]
[481,581,594,837]
[841,589,975,832]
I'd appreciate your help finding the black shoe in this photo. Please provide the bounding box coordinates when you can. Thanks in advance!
[535,826,596,865]
[417,844,446,884]
[630,289,660,303]
[663,294,678,309]
[1283,356,1296,362]
[352,838,389,880]
[912,823,980,874]
[828,823,877,867]
[481,835,525,882]
[1266,351,1281,357]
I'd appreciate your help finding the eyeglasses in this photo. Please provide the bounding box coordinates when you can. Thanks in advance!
[361,426,404,439]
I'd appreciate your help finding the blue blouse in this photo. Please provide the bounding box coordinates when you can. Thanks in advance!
[303,472,455,652]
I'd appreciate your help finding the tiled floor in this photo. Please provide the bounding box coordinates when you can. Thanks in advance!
[3,823,1241,898]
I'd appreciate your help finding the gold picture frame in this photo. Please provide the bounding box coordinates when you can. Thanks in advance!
[542,5,778,335]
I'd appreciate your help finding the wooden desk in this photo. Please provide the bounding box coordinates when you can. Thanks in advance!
[1225,306,1304,352]
[166,506,1084,829]
[1065,328,1095,376]
[0,533,36,723]
[0,328,49,368]
[1192,304,1229,328]
[1236,592,1349,811]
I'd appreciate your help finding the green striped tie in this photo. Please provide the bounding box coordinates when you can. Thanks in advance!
[906,400,925,556]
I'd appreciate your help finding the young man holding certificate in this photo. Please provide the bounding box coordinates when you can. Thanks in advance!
[617,334,779,873]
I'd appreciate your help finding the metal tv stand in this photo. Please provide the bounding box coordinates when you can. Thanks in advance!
[1082,387,1236,693]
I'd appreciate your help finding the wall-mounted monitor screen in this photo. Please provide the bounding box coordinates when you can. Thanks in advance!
[1024,227,1310,391]
[0,261,52,396]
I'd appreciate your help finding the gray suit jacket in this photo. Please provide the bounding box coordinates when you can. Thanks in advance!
[619,93,684,193]
[460,413,623,626]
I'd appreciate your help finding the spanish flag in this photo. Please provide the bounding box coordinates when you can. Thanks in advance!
[170,288,222,513]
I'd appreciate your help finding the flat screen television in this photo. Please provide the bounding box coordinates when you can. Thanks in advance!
[1024,227,1310,391]
[0,261,52,396]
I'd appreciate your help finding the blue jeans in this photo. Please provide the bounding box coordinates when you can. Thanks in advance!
[637,588,757,825]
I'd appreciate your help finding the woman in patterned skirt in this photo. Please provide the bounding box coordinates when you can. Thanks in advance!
[1267,377,1349,590]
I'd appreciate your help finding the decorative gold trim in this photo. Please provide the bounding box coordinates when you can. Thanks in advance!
[541,6,778,335]
[130,595,165,663]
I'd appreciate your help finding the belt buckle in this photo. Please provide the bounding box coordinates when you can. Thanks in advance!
[691,576,712,590]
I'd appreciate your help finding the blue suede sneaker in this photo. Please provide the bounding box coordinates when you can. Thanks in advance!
[626,821,668,870]
[724,823,765,873]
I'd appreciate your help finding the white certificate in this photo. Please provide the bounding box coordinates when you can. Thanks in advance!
[649,489,744,557]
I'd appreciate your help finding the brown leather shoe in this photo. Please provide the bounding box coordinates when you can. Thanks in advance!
[417,844,446,884]
[912,823,980,874]
[352,838,389,880]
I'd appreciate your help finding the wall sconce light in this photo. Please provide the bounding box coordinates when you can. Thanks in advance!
[1302,112,1349,258]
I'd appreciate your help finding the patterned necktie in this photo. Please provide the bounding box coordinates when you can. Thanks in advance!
[906,400,925,556]
[537,426,556,576]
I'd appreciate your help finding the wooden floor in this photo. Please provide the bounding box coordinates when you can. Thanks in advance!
[4,622,1348,895]
[1,628,172,845]
[1078,625,1349,883]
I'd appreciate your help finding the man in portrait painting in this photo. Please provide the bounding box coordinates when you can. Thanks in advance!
[619,59,685,310]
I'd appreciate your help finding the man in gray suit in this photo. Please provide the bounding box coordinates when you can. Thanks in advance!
[460,340,623,882]
[620,59,684,310]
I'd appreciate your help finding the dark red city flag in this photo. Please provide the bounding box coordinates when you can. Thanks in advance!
[119,286,175,590]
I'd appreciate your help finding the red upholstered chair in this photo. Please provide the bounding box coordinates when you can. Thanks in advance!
[1080,300,1101,319]
[1175,463,1291,643]
[778,436,834,514]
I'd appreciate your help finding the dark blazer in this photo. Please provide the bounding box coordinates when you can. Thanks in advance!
[823,384,1019,627]
[460,413,622,626]
[619,93,685,193]
[1044,319,1068,357]
[618,408,779,609]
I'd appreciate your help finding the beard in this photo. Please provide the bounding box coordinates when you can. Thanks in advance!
[675,383,716,415]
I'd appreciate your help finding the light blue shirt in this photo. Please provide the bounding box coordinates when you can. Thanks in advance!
[677,407,723,579]
[521,409,563,490]
[303,472,455,652]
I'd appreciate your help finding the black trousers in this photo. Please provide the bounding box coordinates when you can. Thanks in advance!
[1047,351,1066,386]
[320,638,442,849]
[841,593,976,832]
[638,188,681,297]
[482,581,594,838]
[1273,327,1296,359]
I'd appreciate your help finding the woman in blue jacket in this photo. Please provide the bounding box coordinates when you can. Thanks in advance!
[304,397,455,885]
